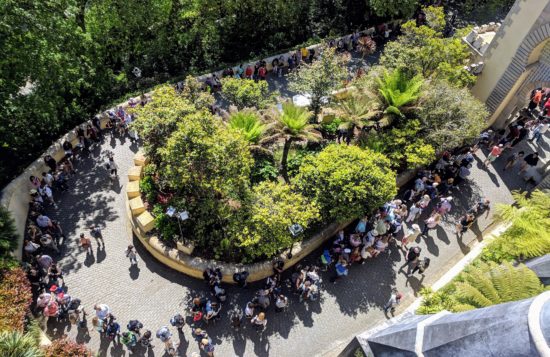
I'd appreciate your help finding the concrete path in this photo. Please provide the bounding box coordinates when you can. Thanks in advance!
[40,74,550,357]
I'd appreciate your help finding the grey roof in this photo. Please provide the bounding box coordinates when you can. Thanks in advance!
[363,294,550,357]
[422,298,537,357]
[526,254,550,284]
[367,315,430,357]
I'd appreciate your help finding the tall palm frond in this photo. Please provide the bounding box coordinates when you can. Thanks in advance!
[335,92,378,127]
[376,68,424,117]
[453,261,545,312]
[263,102,321,183]
[228,110,266,144]
[0,330,43,357]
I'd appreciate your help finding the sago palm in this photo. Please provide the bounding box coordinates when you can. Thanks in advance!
[375,68,423,124]
[492,190,550,260]
[453,261,545,312]
[261,102,321,183]
[334,91,379,128]
[228,110,272,158]
[229,110,266,144]
[0,330,43,357]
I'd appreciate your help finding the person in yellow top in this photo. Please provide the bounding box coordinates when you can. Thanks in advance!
[301,47,309,60]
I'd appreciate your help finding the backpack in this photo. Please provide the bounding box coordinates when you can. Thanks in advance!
[170,314,184,327]
[127,320,143,331]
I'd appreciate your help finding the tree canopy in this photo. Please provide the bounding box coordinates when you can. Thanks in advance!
[296,144,397,222]
[380,7,475,87]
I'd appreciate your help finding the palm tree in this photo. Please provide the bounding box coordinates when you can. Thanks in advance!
[491,190,550,260]
[453,261,545,312]
[228,110,266,144]
[0,330,43,357]
[375,68,423,126]
[261,102,322,183]
[334,91,378,128]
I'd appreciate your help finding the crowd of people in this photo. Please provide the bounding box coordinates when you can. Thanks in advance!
[15,29,549,356]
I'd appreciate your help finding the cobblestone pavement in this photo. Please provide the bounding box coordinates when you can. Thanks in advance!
[40,90,549,356]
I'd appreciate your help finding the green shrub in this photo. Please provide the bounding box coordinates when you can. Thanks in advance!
[139,175,157,204]
[221,78,274,109]
[152,204,179,242]
[296,144,397,222]
[320,117,343,136]
[251,159,278,184]
[0,206,19,261]
[234,181,320,261]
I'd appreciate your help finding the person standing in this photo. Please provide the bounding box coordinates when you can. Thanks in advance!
[503,151,524,171]
[403,246,421,275]
[251,312,267,332]
[520,152,540,173]
[483,144,504,166]
[406,203,422,223]
[455,213,475,236]
[125,245,138,265]
[421,212,442,237]
[401,224,421,249]
[411,257,430,276]
[383,291,403,315]
[200,338,215,357]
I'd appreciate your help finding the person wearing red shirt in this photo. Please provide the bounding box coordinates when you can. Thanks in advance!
[483,144,503,167]
[244,65,253,79]
[258,66,267,80]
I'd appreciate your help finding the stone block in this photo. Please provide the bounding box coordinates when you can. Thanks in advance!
[136,210,155,233]
[127,165,143,181]
[133,151,149,166]
[176,241,195,255]
[129,196,146,215]
[126,180,140,199]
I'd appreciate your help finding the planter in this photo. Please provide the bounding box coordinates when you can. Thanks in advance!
[176,241,195,255]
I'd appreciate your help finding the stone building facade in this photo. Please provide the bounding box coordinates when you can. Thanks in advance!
[471,0,550,128]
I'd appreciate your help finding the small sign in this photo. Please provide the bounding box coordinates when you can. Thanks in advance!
[179,211,189,221]
[166,206,176,217]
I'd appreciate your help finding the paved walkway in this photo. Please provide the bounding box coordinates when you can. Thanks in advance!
[39,78,550,356]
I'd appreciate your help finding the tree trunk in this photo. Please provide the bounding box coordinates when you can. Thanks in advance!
[281,138,293,184]
[75,0,88,32]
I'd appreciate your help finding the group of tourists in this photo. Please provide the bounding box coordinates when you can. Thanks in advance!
[478,88,549,182]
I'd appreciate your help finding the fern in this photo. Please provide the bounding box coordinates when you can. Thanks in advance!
[454,261,544,310]
[485,190,550,262]
[376,68,424,113]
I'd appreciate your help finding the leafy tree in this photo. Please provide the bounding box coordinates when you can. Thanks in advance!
[262,103,322,183]
[228,111,266,144]
[296,144,397,222]
[288,47,348,116]
[423,5,446,33]
[130,86,199,165]
[418,261,546,314]
[0,330,43,357]
[375,68,424,123]
[157,109,253,250]
[482,190,550,263]
[234,181,320,260]
[368,0,419,18]
[380,12,475,87]
[417,80,487,151]
[221,78,274,109]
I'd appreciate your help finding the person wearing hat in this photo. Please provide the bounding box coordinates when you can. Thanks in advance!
[383,291,403,315]
[483,144,504,166]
